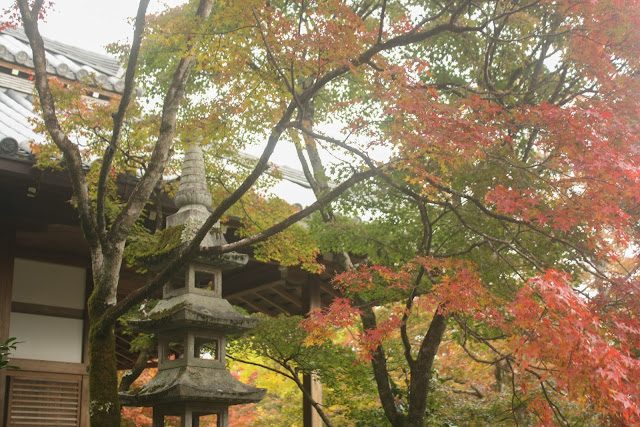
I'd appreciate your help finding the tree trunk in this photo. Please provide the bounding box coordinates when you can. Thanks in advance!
[406,313,447,426]
[87,245,125,426]
[88,292,120,425]
[119,347,151,392]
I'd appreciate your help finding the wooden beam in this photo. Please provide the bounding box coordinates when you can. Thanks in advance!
[80,272,90,427]
[320,282,341,299]
[0,224,15,426]
[8,359,87,376]
[115,334,132,347]
[280,266,309,286]
[11,302,84,319]
[225,279,285,300]
[256,290,294,315]
[80,376,89,427]
[235,297,269,314]
[13,246,91,268]
[303,373,323,427]
[272,285,304,308]
[223,264,283,297]
[115,351,137,365]
[303,278,323,427]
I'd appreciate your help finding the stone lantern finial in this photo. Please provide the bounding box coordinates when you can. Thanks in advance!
[174,144,212,210]
[166,144,226,247]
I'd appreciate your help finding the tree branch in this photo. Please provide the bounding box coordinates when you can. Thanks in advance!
[400,200,432,368]
[204,166,381,255]
[407,311,447,423]
[359,301,406,425]
[17,0,99,249]
[97,0,151,242]
[227,354,334,427]
[295,142,320,194]
[99,163,381,331]
[118,346,152,392]
[252,8,302,109]
[30,0,44,16]
[376,0,387,45]
[226,354,295,381]
[109,0,215,243]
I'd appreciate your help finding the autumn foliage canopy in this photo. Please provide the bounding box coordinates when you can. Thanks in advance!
[7,0,640,425]
[286,0,640,424]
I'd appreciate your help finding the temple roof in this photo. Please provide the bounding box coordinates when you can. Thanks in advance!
[0,88,39,158]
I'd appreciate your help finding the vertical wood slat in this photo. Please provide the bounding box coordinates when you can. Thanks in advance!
[0,224,16,426]
[7,376,81,426]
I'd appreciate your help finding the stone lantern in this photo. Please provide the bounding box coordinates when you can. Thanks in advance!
[120,145,265,426]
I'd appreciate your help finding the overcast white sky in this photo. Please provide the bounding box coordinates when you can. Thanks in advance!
[37,0,185,54]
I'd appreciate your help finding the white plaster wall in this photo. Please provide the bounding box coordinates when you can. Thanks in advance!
[8,313,84,363]
[12,258,86,309]
[10,258,87,363]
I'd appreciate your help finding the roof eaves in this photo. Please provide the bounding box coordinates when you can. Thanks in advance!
[0,28,125,95]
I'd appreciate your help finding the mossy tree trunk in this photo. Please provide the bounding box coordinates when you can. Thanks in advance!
[88,317,120,425]
[86,245,125,426]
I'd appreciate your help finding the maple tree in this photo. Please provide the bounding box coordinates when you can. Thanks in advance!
[7,0,640,425]
[294,0,640,424]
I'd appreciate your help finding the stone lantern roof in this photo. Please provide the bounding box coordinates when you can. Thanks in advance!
[120,366,265,407]
[128,289,258,335]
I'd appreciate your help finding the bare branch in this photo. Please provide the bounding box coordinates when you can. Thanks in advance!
[376,0,387,45]
[204,166,381,255]
[252,8,302,108]
[400,267,423,368]
[295,142,320,194]
[226,354,295,381]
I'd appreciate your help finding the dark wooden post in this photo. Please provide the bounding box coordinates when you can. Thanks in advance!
[0,224,15,425]
[303,277,323,427]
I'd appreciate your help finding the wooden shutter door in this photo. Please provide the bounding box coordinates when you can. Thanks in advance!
[6,375,81,426]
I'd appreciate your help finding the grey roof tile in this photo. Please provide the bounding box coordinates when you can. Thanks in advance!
[5,89,34,111]
[0,90,40,143]
[0,74,33,94]
[0,28,125,93]
[4,28,121,76]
